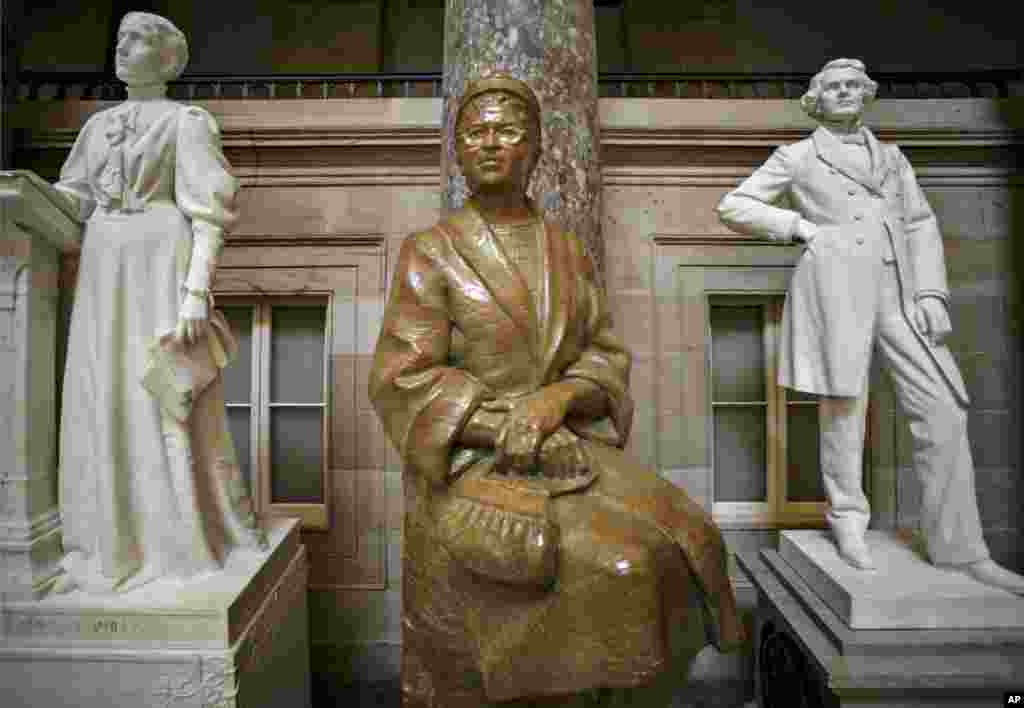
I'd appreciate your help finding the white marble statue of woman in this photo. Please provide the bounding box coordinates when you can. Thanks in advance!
[54,11,265,594]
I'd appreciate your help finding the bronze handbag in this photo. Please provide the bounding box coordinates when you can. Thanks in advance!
[433,473,559,589]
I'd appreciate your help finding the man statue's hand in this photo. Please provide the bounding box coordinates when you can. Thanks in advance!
[793,219,819,244]
[174,293,210,345]
[913,296,952,346]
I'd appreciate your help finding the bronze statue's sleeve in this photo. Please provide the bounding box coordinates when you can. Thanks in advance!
[561,233,635,448]
[369,231,491,486]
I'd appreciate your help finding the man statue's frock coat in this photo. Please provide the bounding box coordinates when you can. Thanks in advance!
[719,125,967,403]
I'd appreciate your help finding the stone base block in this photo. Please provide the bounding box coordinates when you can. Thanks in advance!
[0,518,310,708]
[738,549,1024,708]
[779,529,1024,629]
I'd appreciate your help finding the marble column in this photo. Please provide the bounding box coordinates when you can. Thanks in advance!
[441,0,604,281]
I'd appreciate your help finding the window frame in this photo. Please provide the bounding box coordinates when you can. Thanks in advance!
[707,292,827,529]
[220,293,334,531]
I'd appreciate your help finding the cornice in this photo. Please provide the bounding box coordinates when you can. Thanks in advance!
[603,165,1024,187]
[23,126,1022,152]
[12,99,1024,190]
[223,233,386,248]
[221,127,440,149]
[14,98,1024,151]
[600,127,1024,148]
[652,235,793,247]
[232,165,439,186]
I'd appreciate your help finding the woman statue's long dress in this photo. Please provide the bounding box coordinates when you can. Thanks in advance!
[55,12,264,594]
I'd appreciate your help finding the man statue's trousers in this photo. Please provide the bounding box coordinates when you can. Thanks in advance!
[815,261,990,566]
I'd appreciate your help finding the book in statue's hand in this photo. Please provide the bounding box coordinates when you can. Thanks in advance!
[140,309,237,423]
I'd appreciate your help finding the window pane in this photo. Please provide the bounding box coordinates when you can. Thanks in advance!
[226,407,253,493]
[270,305,327,403]
[270,407,324,503]
[221,305,254,404]
[787,403,826,501]
[713,406,767,502]
[710,305,765,402]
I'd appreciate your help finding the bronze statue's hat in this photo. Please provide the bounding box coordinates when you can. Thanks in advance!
[456,74,541,123]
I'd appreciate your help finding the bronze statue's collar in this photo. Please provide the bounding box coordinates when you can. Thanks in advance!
[464,196,538,226]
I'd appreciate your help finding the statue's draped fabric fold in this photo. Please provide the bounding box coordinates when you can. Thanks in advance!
[57,103,264,593]
[370,206,745,704]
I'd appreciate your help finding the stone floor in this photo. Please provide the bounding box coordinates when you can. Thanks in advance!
[317,681,400,707]
[315,681,756,707]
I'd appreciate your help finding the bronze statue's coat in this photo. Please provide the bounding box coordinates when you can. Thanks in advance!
[370,204,745,705]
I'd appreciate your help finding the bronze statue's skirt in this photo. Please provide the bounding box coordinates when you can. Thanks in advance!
[401,442,746,706]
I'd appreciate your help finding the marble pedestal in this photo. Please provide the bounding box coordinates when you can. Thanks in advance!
[1,170,81,601]
[0,518,311,708]
[738,532,1024,708]
[780,529,1024,630]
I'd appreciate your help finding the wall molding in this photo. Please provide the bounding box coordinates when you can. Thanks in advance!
[605,165,1024,187]
[232,166,439,187]
[14,97,1024,150]
[224,234,385,249]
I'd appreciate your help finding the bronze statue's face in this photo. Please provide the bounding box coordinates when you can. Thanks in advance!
[456,92,536,195]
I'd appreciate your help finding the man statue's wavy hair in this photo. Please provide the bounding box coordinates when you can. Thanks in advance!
[801,58,878,120]
[120,12,189,82]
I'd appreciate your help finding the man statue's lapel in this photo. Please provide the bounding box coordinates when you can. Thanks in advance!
[862,127,894,190]
[813,126,885,196]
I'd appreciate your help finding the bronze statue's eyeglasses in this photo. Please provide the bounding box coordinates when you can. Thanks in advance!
[460,125,528,147]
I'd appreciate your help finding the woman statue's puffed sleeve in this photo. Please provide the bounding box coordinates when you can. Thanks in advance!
[54,114,99,223]
[175,106,239,299]
[175,106,239,232]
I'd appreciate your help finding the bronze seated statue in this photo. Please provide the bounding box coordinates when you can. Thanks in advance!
[369,75,746,707]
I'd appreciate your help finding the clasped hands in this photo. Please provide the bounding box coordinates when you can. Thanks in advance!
[478,383,590,479]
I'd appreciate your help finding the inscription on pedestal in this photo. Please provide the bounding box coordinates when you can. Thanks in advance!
[5,611,220,642]
[9,613,82,637]
[0,255,18,350]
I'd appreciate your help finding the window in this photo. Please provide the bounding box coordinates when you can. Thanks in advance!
[221,297,331,530]
[708,294,827,527]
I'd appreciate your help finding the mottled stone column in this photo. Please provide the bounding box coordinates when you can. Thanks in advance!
[442,0,604,281]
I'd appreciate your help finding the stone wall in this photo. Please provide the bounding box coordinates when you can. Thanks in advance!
[8,95,1023,703]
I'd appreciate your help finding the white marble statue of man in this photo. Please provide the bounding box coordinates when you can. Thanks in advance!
[717,58,1024,594]
[53,11,265,594]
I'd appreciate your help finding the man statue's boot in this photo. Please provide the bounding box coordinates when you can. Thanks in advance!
[831,524,876,571]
